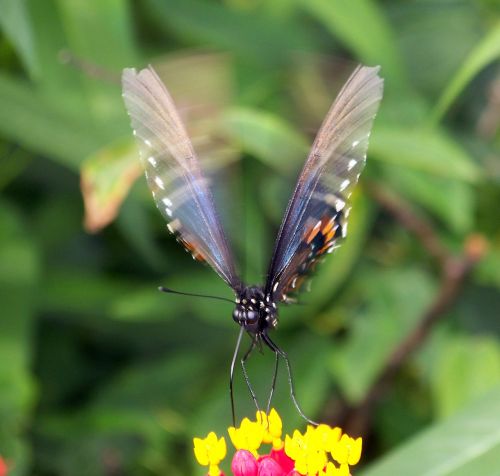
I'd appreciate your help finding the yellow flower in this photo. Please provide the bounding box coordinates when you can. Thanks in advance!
[320,461,350,476]
[228,417,265,457]
[193,431,226,475]
[285,428,327,476]
[331,434,362,466]
[311,424,342,452]
[256,408,283,449]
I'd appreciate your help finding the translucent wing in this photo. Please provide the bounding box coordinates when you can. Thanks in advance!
[265,65,384,301]
[122,66,240,289]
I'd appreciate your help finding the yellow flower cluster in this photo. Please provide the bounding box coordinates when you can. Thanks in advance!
[285,425,361,475]
[193,409,362,476]
[228,408,284,457]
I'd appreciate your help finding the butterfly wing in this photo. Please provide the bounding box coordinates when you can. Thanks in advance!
[122,66,240,289]
[265,65,384,301]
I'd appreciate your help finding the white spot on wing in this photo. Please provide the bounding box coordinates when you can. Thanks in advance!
[348,159,357,171]
[166,218,181,233]
[352,140,360,147]
[148,156,157,167]
[165,208,172,217]
[162,197,172,207]
[340,179,350,191]
[335,198,346,211]
[154,176,165,190]
[144,139,152,147]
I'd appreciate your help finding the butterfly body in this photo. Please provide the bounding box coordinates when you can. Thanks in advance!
[233,285,278,334]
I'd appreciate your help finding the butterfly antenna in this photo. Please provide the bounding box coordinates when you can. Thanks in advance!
[158,286,235,304]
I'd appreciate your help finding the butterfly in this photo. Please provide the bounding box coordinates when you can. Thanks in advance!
[122,64,384,424]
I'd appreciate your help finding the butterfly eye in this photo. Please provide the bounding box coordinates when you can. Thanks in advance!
[232,308,242,323]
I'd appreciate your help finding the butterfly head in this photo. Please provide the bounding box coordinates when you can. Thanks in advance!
[233,286,278,334]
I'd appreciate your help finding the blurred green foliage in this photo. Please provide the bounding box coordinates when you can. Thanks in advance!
[0,0,499,475]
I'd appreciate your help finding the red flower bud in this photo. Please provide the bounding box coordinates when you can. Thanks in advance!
[0,458,7,476]
[257,457,286,476]
[231,449,258,476]
[269,448,295,473]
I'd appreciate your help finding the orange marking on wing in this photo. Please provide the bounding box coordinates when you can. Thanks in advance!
[318,244,332,255]
[305,222,321,244]
[322,217,335,235]
[179,237,205,262]
[325,228,336,243]
[193,252,205,262]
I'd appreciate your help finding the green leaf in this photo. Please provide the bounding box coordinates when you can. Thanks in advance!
[331,267,435,403]
[362,385,500,476]
[370,125,481,182]
[116,189,167,273]
[430,21,500,124]
[0,0,39,77]
[430,335,500,419]
[55,0,137,131]
[381,165,475,234]
[221,107,309,174]
[80,139,141,232]
[297,0,407,86]
[0,200,39,471]
[145,0,319,65]
[26,0,93,119]
[475,245,500,290]
[40,267,233,324]
[0,72,107,169]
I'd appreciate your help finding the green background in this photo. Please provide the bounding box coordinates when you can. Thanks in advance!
[1,0,500,474]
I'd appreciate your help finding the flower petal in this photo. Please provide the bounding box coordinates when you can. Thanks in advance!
[215,435,227,463]
[194,437,210,466]
[347,437,362,466]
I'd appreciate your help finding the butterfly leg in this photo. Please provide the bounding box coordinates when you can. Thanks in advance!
[241,337,261,415]
[266,350,279,416]
[262,333,318,426]
[230,327,245,426]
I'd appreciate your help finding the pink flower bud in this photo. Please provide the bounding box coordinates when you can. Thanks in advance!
[285,471,302,476]
[257,457,286,476]
[231,449,258,476]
